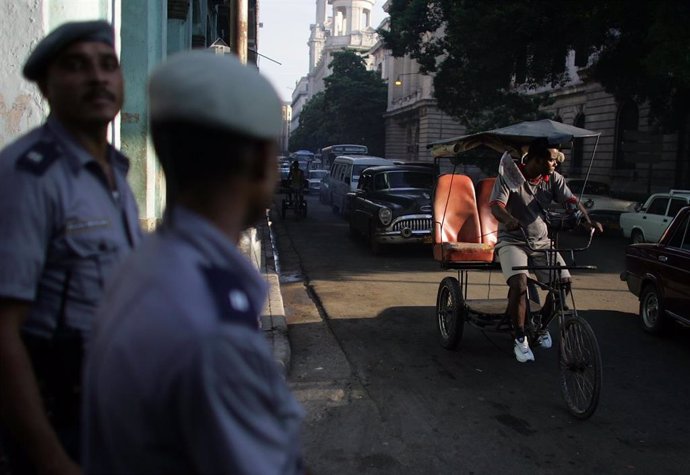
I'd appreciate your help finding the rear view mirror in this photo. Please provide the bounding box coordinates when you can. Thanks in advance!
[345,177,350,185]
[635,203,643,212]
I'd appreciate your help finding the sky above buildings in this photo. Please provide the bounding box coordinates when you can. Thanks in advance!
[258,0,387,102]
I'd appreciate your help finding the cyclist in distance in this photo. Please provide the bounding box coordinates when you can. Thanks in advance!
[287,160,305,205]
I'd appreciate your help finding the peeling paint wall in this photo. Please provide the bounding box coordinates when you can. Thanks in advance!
[0,1,46,148]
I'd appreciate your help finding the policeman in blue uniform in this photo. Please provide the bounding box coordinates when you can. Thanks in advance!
[0,20,141,474]
[82,51,305,474]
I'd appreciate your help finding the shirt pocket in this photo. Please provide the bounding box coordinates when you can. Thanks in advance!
[61,226,118,306]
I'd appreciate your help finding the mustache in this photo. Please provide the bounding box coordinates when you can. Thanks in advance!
[83,88,117,102]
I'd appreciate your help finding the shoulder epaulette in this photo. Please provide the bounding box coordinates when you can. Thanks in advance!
[201,266,259,330]
[15,140,62,175]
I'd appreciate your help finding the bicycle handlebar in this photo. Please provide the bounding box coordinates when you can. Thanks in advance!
[518,226,595,253]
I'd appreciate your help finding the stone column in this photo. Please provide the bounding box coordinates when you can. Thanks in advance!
[120,0,167,230]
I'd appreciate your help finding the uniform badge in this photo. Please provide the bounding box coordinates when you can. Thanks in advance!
[16,140,61,175]
[201,266,259,330]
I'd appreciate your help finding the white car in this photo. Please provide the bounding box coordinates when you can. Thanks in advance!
[620,190,690,243]
[550,179,638,232]
[307,169,328,194]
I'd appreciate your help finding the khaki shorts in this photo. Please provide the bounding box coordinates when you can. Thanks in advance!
[497,243,571,283]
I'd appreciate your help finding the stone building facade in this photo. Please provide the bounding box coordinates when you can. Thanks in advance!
[290,0,378,134]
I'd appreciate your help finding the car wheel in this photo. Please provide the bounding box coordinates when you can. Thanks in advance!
[369,222,383,255]
[631,229,645,244]
[640,284,666,334]
[348,215,359,239]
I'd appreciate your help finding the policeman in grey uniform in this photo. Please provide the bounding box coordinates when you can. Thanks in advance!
[82,51,305,474]
[0,21,141,474]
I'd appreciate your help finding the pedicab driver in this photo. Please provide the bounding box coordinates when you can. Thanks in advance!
[287,160,305,204]
[489,141,602,363]
[82,50,305,474]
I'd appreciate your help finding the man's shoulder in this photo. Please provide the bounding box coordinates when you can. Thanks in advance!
[0,124,63,176]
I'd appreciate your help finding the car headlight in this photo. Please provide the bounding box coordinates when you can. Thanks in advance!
[378,207,392,225]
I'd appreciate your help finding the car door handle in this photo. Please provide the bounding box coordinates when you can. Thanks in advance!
[658,256,668,262]
[642,216,646,219]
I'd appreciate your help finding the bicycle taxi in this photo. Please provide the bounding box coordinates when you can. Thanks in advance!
[280,171,308,219]
[428,119,603,419]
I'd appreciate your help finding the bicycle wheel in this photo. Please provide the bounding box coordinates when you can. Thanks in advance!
[558,316,602,419]
[435,277,465,350]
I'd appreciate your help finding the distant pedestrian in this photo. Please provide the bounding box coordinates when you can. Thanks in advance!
[0,20,141,474]
[82,50,305,474]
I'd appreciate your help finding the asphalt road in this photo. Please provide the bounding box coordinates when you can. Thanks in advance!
[273,192,690,475]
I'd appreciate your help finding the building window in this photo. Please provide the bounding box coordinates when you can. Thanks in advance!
[615,100,639,169]
[572,113,585,173]
[362,9,370,28]
[335,8,346,36]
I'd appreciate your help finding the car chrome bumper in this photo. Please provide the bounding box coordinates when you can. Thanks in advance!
[374,214,433,244]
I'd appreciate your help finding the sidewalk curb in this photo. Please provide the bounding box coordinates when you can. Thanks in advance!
[257,211,291,376]
[261,273,290,375]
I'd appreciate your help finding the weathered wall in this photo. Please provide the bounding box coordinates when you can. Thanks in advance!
[0,1,45,149]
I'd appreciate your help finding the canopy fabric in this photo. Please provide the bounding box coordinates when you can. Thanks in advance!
[428,119,600,158]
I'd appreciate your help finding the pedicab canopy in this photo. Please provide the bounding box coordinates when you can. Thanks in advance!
[427,119,601,159]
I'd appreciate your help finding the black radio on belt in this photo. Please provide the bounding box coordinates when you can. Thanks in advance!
[22,270,84,426]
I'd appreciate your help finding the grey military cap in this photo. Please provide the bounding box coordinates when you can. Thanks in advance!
[23,20,115,82]
[149,50,282,140]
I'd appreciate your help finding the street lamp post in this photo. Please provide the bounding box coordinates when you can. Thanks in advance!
[394,72,418,86]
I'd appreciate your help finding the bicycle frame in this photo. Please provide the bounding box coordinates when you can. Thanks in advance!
[514,227,597,340]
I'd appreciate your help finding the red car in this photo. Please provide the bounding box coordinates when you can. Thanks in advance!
[621,206,690,333]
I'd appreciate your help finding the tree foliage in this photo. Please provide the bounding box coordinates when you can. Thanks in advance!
[380,0,690,132]
[290,50,387,155]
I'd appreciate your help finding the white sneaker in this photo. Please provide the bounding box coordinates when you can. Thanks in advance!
[536,330,552,349]
[514,337,535,362]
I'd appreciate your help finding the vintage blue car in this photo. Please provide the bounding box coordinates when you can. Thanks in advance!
[347,165,435,254]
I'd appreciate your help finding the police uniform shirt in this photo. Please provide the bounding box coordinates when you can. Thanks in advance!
[0,116,141,337]
[82,206,305,475]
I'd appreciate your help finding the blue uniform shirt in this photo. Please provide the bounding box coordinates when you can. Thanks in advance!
[82,206,305,475]
[0,116,141,337]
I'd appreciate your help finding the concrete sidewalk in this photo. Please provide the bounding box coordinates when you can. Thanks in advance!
[241,211,291,375]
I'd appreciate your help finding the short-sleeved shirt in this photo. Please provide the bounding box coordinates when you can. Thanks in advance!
[0,116,141,337]
[82,206,305,475]
[489,170,576,246]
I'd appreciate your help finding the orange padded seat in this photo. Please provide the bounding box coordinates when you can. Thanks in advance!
[433,174,494,263]
[476,177,499,248]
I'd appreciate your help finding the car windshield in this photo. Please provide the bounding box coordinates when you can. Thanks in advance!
[568,180,610,195]
[353,164,377,180]
[374,171,434,190]
[309,170,328,179]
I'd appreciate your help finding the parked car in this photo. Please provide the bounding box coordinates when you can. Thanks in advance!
[548,179,638,232]
[327,155,392,215]
[347,165,435,254]
[620,205,690,334]
[620,190,690,243]
[319,172,332,204]
[307,169,328,194]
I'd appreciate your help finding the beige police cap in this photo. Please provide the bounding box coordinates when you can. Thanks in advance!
[23,20,115,81]
[148,50,282,140]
